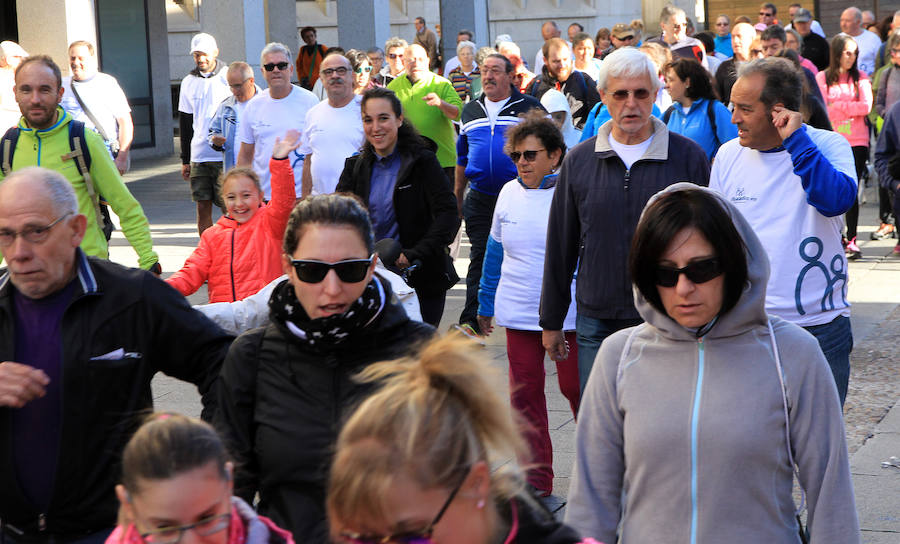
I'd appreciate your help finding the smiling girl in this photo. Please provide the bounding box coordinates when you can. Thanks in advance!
[166,131,299,302]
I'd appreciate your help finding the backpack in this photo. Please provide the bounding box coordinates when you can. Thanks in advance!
[663,99,720,154]
[1,121,112,238]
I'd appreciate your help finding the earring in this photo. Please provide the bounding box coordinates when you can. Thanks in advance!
[476,498,485,509]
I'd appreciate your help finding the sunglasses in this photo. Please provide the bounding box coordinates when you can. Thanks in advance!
[655,258,722,287]
[388,53,404,59]
[355,66,373,74]
[323,66,350,76]
[610,88,651,100]
[263,61,289,72]
[290,257,372,283]
[509,149,545,162]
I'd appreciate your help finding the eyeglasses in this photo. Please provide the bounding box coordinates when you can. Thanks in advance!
[509,149,546,162]
[0,212,72,247]
[610,88,651,100]
[340,470,468,544]
[263,61,289,72]
[481,67,507,76]
[355,66,373,74]
[655,258,722,287]
[290,257,373,283]
[388,53,404,59]
[323,66,350,76]
[228,78,250,89]
[139,512,231,544]
[715,22,729,26]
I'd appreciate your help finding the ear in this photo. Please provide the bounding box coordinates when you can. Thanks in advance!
[549,148,563,168]
[71,213,88,247]
[57,85,65,103]
[281,253,294,276]
[684,77,691,89]
[465,460,492,502]
[115,484,136,524]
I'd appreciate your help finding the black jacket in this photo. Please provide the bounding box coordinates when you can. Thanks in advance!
[502,495,583,543]
[214,278,434,543]
[527,70,601,130]
[0,251,231,537]
[801,32,830,72]
[336,145,460,295]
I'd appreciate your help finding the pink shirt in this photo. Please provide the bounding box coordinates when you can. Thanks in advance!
[816,70,873,147]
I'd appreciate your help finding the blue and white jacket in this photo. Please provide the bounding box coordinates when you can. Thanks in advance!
[456,88,544,196]
[208,86,260,170]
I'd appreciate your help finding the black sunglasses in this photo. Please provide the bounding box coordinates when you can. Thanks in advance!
[290,257,372,283]
[611,88,651,100]
[509,149,545,162]
[655,258,722,287]
[263,61,290,72]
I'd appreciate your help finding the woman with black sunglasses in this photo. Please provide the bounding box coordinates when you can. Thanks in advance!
[566,184,858,543]
[327,335,592,544]
[214,193,434,544]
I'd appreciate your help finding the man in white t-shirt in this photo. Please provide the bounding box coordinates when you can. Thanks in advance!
[300,53,363,197]
[710,58,857,405]
[0,41,27,130]
[61,41,133,174]
[840,7,882,75]
[237,42,318,198]
[177,33,231,234]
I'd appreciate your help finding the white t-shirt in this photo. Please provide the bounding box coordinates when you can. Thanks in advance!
[299,94,364,195]
[483,96,510,124]
[238,85,319,198]
[178,66,231,163]
[444,55,461,75]
[709,126,856,326]
[490,179,576,331]
[0,69,18,130]
[608,133,654,169]
[60,72,131,145]
[841,30,882,76]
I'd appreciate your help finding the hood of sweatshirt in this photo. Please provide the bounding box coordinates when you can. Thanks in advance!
[633,182,771,341]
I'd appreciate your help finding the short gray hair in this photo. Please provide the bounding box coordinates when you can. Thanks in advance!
[456,40,476,56]
[475,46,498,66]
[3,167,78,217]
[784,28,803,49]
[595,47,661,93]
[660,4,685,24]
[227,61,253,80]
[384,37,408,52]
[260,42,292,66]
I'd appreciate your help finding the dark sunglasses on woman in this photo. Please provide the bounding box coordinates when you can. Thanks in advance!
[291,257,373,283]
[655,258,722,287]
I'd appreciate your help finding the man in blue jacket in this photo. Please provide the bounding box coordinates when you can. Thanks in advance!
[454,54,544,338]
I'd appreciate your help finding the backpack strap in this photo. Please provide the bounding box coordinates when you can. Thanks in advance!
[706,99,720,153]
[662,104,676,124]
[61,121,104,231]
[1,126,19,176]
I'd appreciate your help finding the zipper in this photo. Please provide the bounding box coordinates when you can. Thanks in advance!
[689,337,705,544]
[623,169,631,191]
[229,229,237,301]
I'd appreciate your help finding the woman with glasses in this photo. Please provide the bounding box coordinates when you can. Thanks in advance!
[336,87,460,326]
[108,413,294,544]
[327,335,595,544]
[816,35,871,261]
[346,49,375,93]
[447,40,478,102]
[475,113,578,498]
[566,184,858,543]
[214,193,434,543]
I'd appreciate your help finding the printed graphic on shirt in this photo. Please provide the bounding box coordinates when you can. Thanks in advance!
[795,236,848,315]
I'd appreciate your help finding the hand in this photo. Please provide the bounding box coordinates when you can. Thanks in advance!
[771,105,803,142]
[181,164,191,181]
[114,152,129,175]
[423,92,443,107]
[272,129,302,159]
[477,315,494,336]
[542,330,569,362]
[395,252,410,269]
[0,362,50,408]
[210,134,226,147]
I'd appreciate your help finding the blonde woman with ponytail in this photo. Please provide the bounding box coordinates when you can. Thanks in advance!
[326,335,602,544]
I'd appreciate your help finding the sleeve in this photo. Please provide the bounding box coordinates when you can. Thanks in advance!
[580,104,599,143]
[440,80,463,121]
[582,73,602,111]
[208,103,225,151]
[875,105,900,190]
[477,235,503,317]
[685,138,711,187]
[299,107,314,156]
[709,147,726,193]
[179,112,194,164]
[177,78,193,114]
[783,127,857,217]
[564,332,628,543]
[401,153,461,263]
[539,156,580,330]
[456,130,469,167]
[335,156,357,194]
[714,101,738,146]
[238,102,256,145]
[873,69,887,119]
[108,78,131,116]
[844,77,874,117]
[814,72,829,107]
[194,277,283,336]
[263,157,297,240]
[165,231,214,296]
[144,273,233,422]
[213,330,263,501]
[87,133,159,269]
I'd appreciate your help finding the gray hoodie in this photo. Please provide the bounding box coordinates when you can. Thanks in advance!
[565,183,859,543]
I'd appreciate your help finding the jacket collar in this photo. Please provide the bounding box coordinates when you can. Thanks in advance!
[594,116,670,161]
[17,107,71,136]
[190,59,226,78]
[0,248,97,300]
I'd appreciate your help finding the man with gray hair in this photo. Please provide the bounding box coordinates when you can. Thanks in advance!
[208,62,260,171]
[649,5,708,69]
[0,166,231,544]
[237,42,317,199]
[381,37,408,86]
[710,57,857,406]
[540,47,709,393]
[840,6,882,75]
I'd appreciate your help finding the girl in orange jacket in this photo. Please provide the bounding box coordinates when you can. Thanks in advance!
[166,131,299,302]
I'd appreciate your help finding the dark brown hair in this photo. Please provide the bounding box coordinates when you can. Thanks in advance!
[503,110,566,168]
[282,193,374,255]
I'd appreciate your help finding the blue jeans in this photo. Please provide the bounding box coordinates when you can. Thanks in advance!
[460,189,499,332]
[802,315,853,406]
[576,314,643,393]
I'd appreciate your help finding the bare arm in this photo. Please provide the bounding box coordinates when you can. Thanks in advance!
[237,142,255,167]
[301,153,313,198]
[115,114,134,174]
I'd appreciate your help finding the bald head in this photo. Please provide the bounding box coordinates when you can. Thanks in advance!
[841,7,862,35]
[403,43,430,82]
[541,21,561,41]
[732,22,757,61]
[1,167,79,217]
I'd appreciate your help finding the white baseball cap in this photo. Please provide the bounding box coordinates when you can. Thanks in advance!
[0,41,28,59]
[190,33,218,55]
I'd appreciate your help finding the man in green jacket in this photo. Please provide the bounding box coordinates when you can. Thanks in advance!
[1,55,159,272]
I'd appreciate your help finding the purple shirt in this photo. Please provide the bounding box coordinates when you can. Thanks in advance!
[12,279,75,509]
[369,151,402,241]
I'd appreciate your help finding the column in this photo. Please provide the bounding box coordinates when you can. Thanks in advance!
[439,0,489,64]
[337,0,391,52]
[16,0,97,72]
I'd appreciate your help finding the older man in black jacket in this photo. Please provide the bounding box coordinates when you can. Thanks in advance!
[0,167,232,544]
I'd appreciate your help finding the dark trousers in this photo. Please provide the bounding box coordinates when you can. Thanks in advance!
[459,189,498,332]
[803,315,853,407]
[416,290,447,327]
[878,185,894,224]
[575,314,643,393]
[847,146,868,239]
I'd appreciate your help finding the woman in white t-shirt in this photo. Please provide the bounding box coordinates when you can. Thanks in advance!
[476,112,578,498]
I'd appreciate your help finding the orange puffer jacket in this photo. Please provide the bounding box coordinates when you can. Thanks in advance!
[166,157,295,302]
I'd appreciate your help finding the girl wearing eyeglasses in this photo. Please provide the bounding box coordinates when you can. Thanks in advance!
[108,413,294,544]
[214,192,435,543]
[336,87,460,326]
[566,184,858,543]
[474,113,578,499]
[165,131,299,302]
[327,335,599,544]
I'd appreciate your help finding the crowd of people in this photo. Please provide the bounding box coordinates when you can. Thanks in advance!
[1,1,889,542]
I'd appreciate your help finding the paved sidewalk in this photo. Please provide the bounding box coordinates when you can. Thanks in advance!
[109,154,898,538]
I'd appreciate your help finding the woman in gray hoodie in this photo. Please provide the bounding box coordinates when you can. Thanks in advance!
[565,184,859,543]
